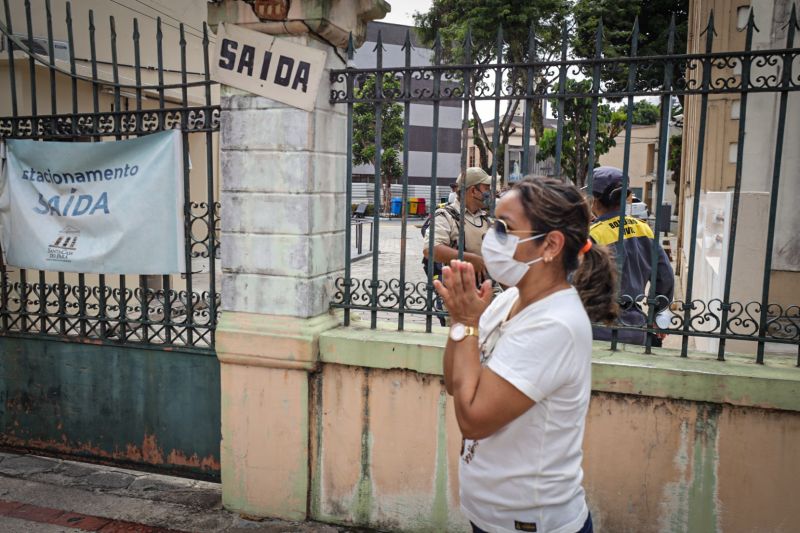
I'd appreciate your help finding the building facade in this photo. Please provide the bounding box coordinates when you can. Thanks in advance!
[679,0,799,311]
[352,21,462,187]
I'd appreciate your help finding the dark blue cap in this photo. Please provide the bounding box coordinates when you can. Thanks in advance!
[590,166,626,196]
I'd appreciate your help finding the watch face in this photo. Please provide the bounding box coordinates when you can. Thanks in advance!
[450,323,466,341]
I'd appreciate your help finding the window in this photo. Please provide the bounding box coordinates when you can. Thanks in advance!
[728,143,738,164]
[468,146,476,167]
[646,144,656,174]
[737,6,750,30]
[731,100,741,119]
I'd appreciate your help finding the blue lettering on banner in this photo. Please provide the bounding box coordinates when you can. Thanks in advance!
[33,188,110,216]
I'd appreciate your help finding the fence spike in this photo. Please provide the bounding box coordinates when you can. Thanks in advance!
[632,16,640,47]
[495,24,503,59]
[704,10,716,45]
[402,28,412,51]
[375,29,383,69]
[434,30,442,65]
[667,14,676,53]
[789,2,799,32]
[347,32,354,61]
[527,23,536,60]
[594,18,603,57]
[745,7,759,34]
[700,9,717,38]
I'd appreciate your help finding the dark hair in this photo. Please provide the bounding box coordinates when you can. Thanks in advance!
[513,177,619,324]
[594,181,630,209]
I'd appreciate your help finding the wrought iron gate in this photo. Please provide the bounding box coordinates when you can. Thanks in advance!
[0,0,220,351]
[0,0,221,479]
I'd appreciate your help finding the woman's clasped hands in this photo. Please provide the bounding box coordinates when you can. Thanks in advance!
[433,260,494,327]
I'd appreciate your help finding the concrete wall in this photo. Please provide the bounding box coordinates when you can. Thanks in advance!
[310,324,800,532]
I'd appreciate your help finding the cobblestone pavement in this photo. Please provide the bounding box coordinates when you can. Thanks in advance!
[0,451,372,533]
[349,218,437,328]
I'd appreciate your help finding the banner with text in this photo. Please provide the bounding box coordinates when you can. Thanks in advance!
[0,130,186,274]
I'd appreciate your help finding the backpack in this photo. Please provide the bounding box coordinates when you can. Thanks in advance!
[421,204,490,280]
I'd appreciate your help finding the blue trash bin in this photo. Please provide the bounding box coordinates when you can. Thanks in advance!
[391,197,402,215]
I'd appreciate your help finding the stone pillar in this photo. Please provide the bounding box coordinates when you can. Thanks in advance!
[214,29,345,524]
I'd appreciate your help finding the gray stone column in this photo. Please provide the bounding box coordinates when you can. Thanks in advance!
[210,0,389,518]
[214,34,346,520]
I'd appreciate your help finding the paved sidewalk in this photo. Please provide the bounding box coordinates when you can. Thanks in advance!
[0,451,366,533]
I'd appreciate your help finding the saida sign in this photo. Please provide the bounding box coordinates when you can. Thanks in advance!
[213,23,327,112]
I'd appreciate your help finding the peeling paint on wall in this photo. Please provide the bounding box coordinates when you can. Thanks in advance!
[352,368,374,526]
[687,404,720,533]
[430,389,449,529]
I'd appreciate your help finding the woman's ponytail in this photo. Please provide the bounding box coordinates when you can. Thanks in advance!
[514,177,621,324]
[572,244,619,324]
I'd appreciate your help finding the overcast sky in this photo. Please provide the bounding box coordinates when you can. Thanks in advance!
[381,0,433,26]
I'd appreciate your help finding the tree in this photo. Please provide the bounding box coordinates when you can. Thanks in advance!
[572,0,689,98]
[352,74,404,212]
[536,79,627,188]
[620,100,660,125]
[414,0,571,183]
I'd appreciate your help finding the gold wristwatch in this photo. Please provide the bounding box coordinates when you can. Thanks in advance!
[449,323,478,342]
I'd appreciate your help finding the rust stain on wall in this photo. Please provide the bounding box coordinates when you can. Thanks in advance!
[0,433,220,473]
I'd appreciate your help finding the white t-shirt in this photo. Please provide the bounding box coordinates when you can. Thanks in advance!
[459,286,593,533]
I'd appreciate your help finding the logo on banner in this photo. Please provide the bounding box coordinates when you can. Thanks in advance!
[47,225,81,264]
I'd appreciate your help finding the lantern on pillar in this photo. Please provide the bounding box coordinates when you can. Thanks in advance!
[253,0,290,20]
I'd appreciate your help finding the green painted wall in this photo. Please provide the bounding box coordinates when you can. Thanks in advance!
[0,337,220,480]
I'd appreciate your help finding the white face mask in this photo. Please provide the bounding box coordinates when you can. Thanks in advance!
[481,228,546,287]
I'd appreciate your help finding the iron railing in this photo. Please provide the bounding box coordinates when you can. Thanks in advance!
[329,9,800,363]
[0,0,220,351]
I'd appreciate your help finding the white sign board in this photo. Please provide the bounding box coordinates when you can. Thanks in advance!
[213,23,327,112]
[0,130,186,275]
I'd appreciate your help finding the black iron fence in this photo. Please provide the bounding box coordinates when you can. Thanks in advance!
[0,0,220,351]
[329,9,800,363]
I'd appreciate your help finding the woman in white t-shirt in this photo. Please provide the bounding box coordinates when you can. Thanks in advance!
[434,177,618,533]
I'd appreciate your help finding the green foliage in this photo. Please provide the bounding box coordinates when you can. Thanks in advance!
[620,100,660,125]
[352,74,404,182]
[572,0,689,95]
[414,0,570,183]
[536,79,627,187]
[414,0,569,65]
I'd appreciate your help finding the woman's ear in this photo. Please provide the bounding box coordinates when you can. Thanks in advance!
[544,230,566,263]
